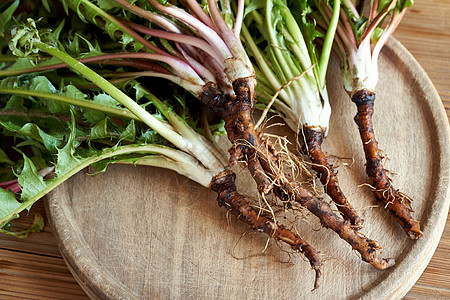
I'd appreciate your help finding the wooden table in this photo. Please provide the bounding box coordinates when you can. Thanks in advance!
[0,1,449,299]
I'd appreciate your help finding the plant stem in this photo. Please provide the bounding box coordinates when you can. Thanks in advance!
[318,0,340,88]
[0,88,140,121]
[33,41,189,153]
[0,144,216,226]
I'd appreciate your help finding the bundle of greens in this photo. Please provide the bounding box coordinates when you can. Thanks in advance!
[0,0,326,288]
[311,0,422,239]
[0,0,400,289]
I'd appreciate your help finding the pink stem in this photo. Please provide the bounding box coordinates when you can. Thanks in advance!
[342,0,360,19]
[109,53,202,80]
[124,20,210,67]
[179,48,216,83]
[183,0,216,30]
[368,0,379,24]
[233,0,245,38]
[0,167,54,193]
[322,3,356,52]
[372,9,406,62]
[147,0,232,61]
[96,5,168,56]
[7,182,21,194]
[10,53,173,75]
[339,7,358,46]
[106,71,204,96]
[0,178,19,188]
[125,22,218,61]
[205,0,248,64]
[100,59,172,74]
[112,0,181,33]
[361,1,396,43]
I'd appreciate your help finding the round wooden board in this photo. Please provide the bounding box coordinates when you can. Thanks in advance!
[46,38,450,300]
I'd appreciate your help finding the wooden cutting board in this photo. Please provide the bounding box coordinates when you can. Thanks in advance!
[46,38,450,300]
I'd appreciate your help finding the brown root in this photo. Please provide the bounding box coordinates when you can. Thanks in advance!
[203,78,394,272]
[302,126,363,228]
[201,79,276,194]
[250,135,394,271]
[352,89,423,239]
[274,180,395,270]
[210,170,322,290]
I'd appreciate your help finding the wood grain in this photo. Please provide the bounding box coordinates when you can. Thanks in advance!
[0,0,448,299]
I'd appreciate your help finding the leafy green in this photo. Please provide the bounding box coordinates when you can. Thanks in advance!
[0,188,21,221]
[17,152,48,203]
[0,0,228,233]
[0,121,63,153]
[0,0,19,37]
[0,213,45,238]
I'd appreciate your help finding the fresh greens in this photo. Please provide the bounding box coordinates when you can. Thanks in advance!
[0,3,227,234]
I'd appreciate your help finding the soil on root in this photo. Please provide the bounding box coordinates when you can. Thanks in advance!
[211,169,322,290]
[352,89,423,239]
[302,126,363,228]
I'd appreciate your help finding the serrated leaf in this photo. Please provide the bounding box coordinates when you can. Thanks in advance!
[61,84,86,101]
[0,121,62,153]
[30,76,71,114]
[54,115,85,176]
[0,188,20,224]
[17,153,47,203]
[0,0,19,36]
[81,93,122,124]
[139,128,157,143]
[2,57,36,73]
[8,18,42,57]
[90,118,108,139]
[119,119,135,141]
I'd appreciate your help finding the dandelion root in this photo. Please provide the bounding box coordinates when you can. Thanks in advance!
[274,181,395,270]
[201,79,274,194]
[302,126,363,228]
[352,89,423,239]
[210,170,322,289]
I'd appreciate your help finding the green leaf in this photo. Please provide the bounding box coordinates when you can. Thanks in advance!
[1,57,36,73]
[139,128,157,143]
[0,213,45,238]
[0,0,19,36]
[41,0,51,13]
[0,149,13,165]
[119,119,135,141]
[0,121,63,153]
[81,93,122,124]
[209,119,226,136]
[54,114,85,176]
[377,0,393,13]
[17,153,47,203]
[243,0,264,18]
[397,0,413,10]
[96,0,124,11]
[90,118,109,139]
[2,94,25,111]
[30,76,71,114]
[371,27,384,44]
[0,188,20,224]
[8,18,43,57]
